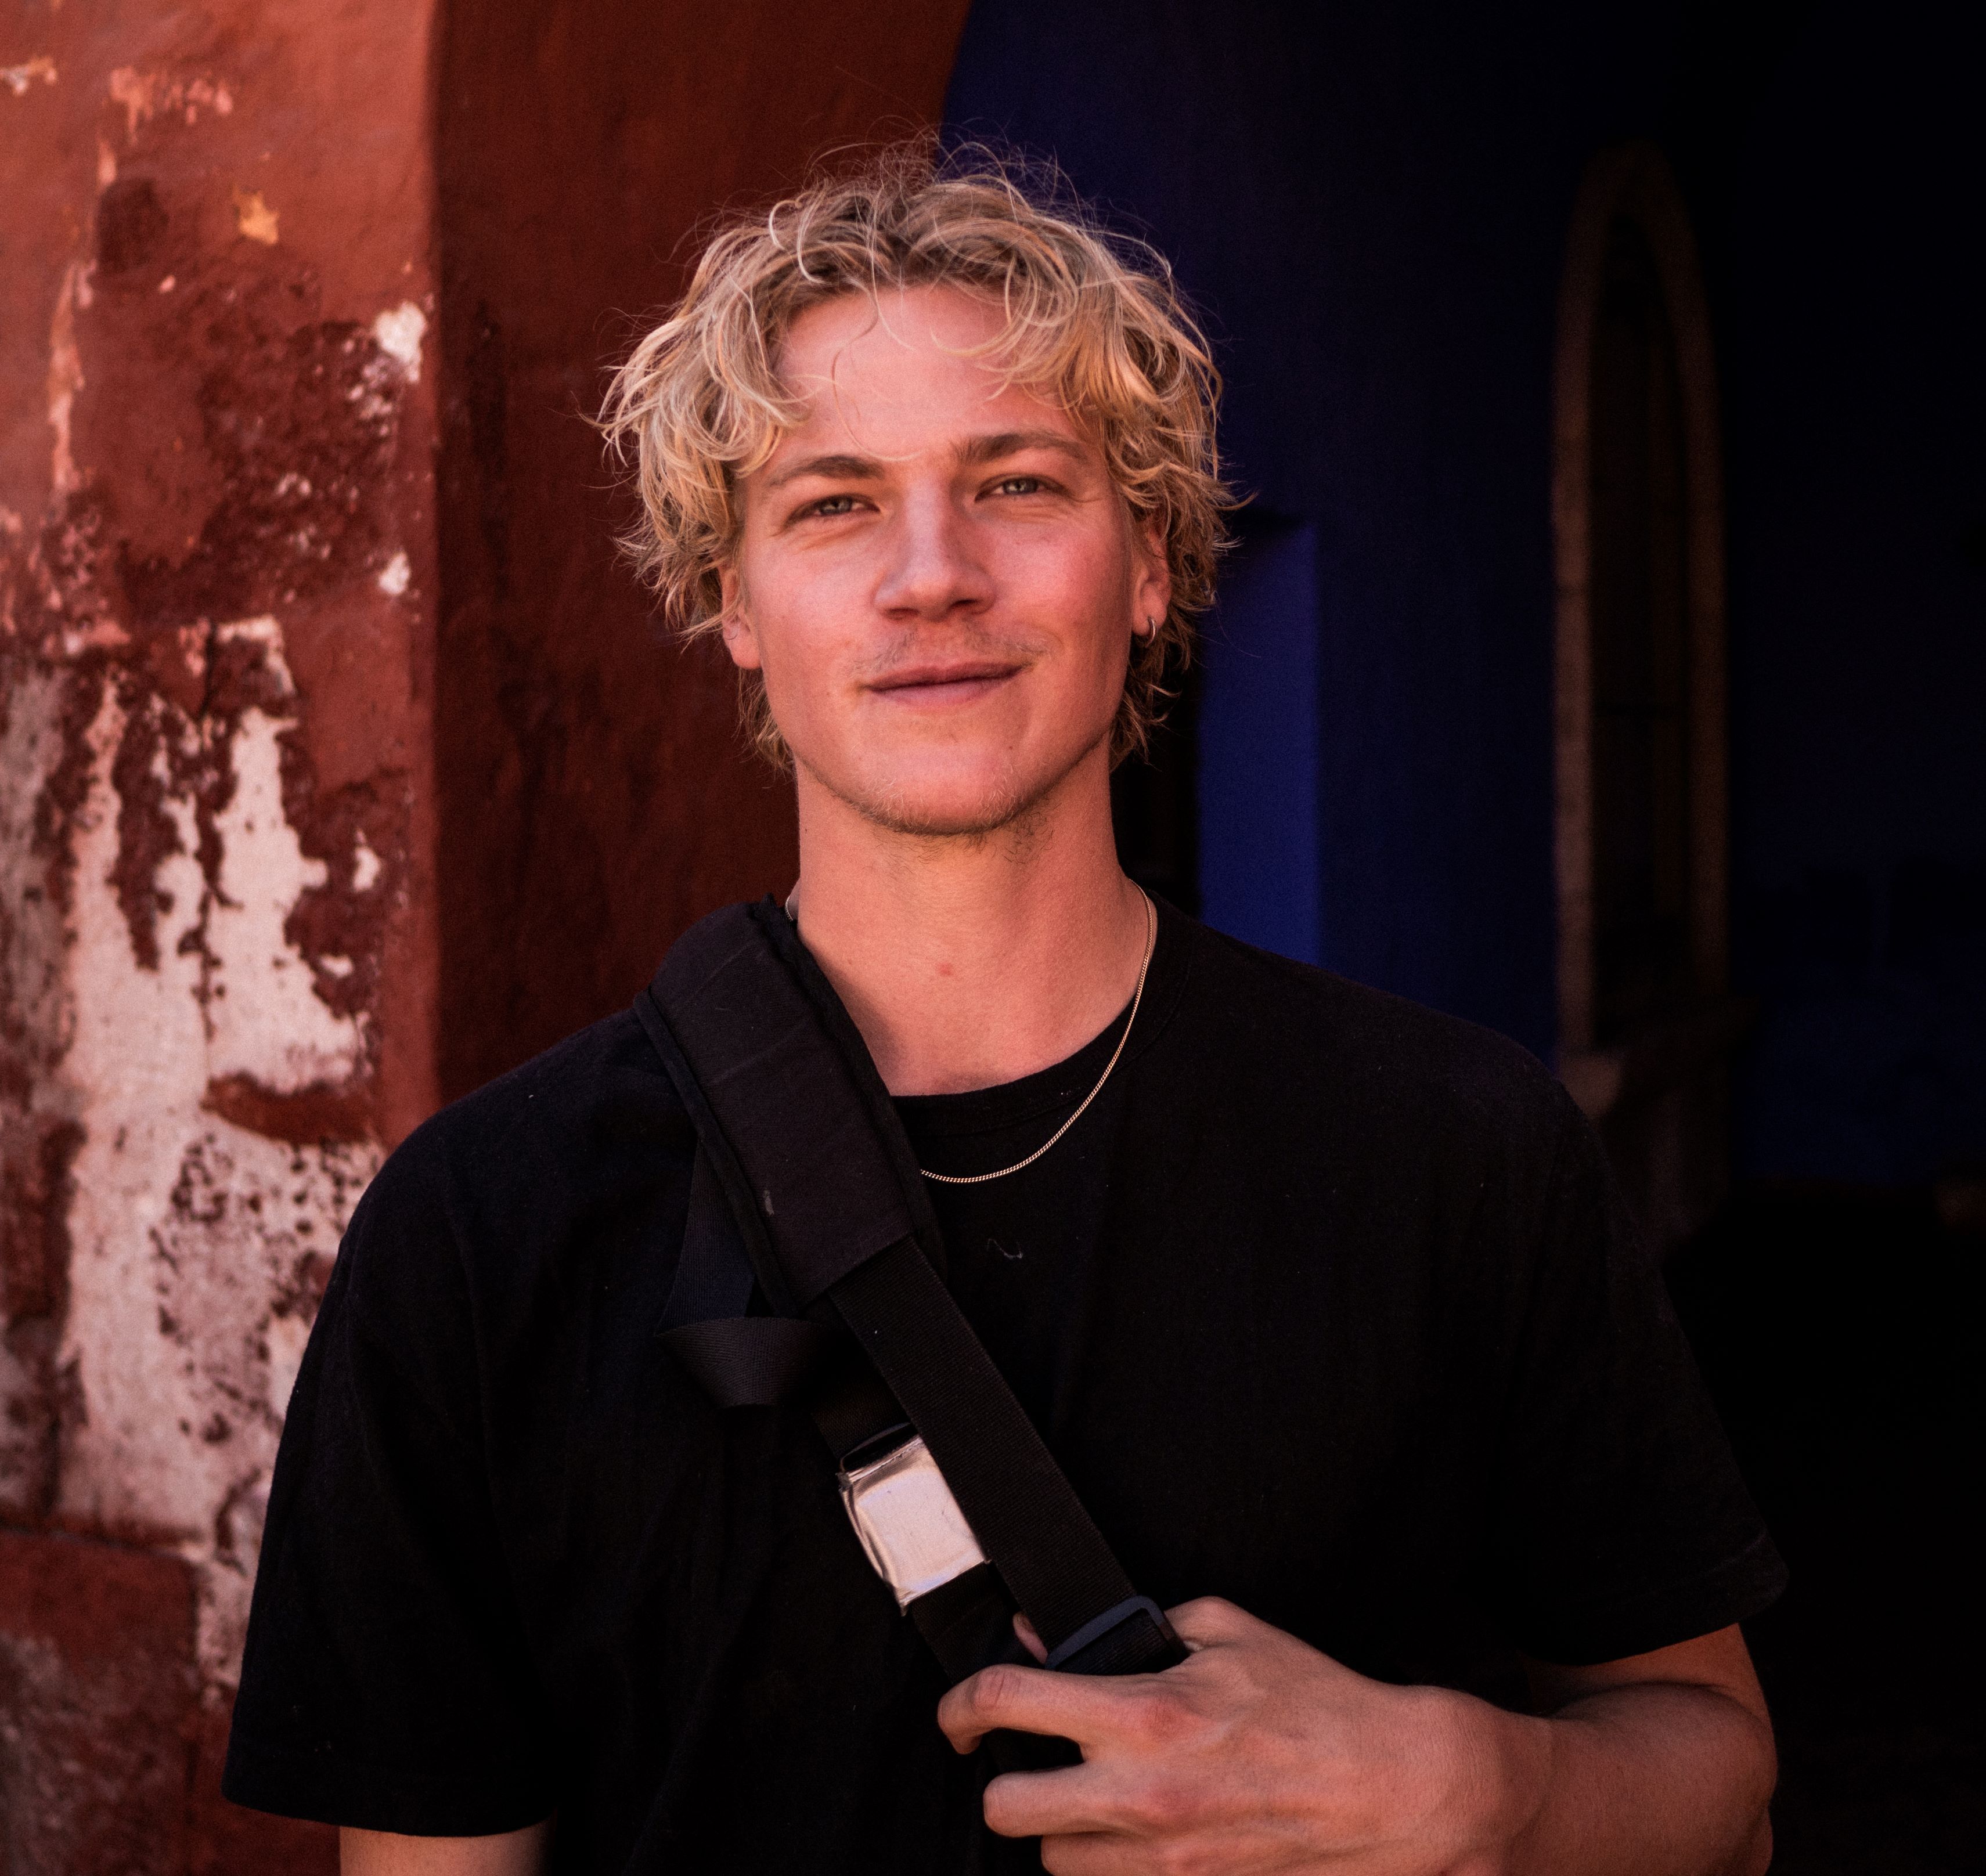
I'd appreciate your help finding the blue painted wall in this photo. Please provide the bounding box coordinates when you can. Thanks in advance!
[1198,519,1322,962]
[947,0,1679,1060]
[946,0,1985,1183]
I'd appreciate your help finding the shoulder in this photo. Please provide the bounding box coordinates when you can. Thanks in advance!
[343,1006,692,1297]
[1166,914,1577,1163]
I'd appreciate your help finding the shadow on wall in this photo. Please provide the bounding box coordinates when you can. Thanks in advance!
[1668,1185,1986,1873]
[1718,4,1986,1191]
[1738,860,1986,1185]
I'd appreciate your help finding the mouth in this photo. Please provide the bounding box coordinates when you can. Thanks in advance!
[865,659,1025,705]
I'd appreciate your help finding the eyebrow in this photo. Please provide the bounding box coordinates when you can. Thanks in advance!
[956,429,1089,467]
[763,430,1088,490]
[765,451,884,490]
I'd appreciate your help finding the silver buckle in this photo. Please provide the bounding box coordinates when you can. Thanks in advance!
[837,1434,987,1609]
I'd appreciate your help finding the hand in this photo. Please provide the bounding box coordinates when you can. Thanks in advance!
[937,1597,1540,1875]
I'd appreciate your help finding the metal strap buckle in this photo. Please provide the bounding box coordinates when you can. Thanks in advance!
[837,1433,987,1610]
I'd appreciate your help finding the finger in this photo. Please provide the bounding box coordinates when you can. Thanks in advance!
[1041,1835,1152,1876]
[1014,1612,1048,1664]
[938,1661,1158,1755]
[982,1763,1141,1840]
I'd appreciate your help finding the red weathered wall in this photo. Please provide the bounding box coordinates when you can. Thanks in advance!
[1,1,438,1868]
[432,0,972,1096]
[1,1,967,1868]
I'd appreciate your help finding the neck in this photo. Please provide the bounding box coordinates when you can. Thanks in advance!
[788,748,1150,1096]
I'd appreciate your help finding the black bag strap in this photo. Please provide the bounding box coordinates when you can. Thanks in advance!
[637,898,1184,1681]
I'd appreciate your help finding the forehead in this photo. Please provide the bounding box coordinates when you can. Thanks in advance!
[768,284,1083,453]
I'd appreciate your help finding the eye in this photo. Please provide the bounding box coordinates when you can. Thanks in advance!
[992,475,1044,496]
[802,493,863,518]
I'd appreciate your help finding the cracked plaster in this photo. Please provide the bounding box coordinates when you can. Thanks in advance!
[2,25,435,1747]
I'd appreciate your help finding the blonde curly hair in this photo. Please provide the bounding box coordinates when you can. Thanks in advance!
[600,142,1232,769]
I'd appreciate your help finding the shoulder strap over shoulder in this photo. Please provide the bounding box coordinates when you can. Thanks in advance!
[637,899,1184,1684]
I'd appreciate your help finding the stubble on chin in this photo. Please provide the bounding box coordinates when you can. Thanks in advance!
[799,731,1100,850]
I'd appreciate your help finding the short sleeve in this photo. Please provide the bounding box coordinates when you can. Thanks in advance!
[1486,1096,1786,1665]
[223,1137,558,1834]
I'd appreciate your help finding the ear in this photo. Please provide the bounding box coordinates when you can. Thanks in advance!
[1131,514,1172,638]
[717,564,763,670]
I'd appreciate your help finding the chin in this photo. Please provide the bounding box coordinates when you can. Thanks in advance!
[817,751,1051,840]
[864,778,1038,840]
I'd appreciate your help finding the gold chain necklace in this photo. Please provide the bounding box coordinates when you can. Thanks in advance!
[783,889,1158,1186]
[918,890,1155,1186]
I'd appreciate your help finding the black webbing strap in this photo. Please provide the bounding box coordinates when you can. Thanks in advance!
[653,1151,842,1408]
[638,899,1183,1682]
[828,1237,1150,1656]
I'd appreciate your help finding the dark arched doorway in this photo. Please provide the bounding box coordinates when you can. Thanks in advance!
[1553,142,1749,1251]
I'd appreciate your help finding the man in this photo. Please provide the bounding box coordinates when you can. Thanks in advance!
[226,150,1784,1874]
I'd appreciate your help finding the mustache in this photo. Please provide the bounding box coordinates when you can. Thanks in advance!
[853,623,1043,686]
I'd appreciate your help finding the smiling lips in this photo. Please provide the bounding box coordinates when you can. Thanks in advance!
[867,659,1025,703]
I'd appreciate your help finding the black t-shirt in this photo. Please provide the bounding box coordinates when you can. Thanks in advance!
[224,903,1783,1871]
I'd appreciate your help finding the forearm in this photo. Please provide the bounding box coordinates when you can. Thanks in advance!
[1486,1683,1775,1876]
[340,1821,551,1875]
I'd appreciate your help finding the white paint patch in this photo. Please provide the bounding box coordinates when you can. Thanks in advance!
[144,1128,371,1689]
[107,67,233,138]
[52,672,380,1689]
[377,551,410,596]
[107,67,149,133]
[58,616,131,659]
[371,302,427,381]
[351,829,382,892]
[231,186,279,246]
[96,139,116,188]
[47,263,83,499]
[204,708,367,1092]
[264,1311,313,1425]
[194,618,365,1090]
[2,56,57,96]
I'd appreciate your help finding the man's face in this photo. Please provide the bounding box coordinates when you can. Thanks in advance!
[722,286,1169,837]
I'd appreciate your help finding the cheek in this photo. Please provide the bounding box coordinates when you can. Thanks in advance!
[736,574,856,738]
[733,554,808,665]
[1072,550,1141,682]
[1003,529,1136,644]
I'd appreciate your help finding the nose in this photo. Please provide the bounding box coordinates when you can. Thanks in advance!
[872,484,993,623]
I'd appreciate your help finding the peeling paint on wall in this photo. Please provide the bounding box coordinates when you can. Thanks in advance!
[46,265,86,503]
[55,620,379,1582]
[229,187,279,246]
[1,37,436,1824]
[106,66,235,138]
[3,56,59,98]
[2,8,440,1864]
[2,609,389,1700]
[371,301,426,380]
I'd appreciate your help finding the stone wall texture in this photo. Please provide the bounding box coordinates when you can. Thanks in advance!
[1,2,967,1868]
